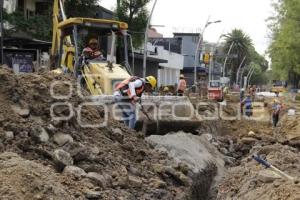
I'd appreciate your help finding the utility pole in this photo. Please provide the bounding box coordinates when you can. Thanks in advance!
[193,17,221,87]
[0,0,4,65]
[143,0,158,78]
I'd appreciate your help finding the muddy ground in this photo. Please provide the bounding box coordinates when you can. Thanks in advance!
[0,66,300,200]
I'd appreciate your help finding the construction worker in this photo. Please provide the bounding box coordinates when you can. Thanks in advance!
[242,94,253,117]
[271,98,281,128]
[113,76,157,129]
[177,74,187,96]
[163,86,173,96]
[82,38,104,60]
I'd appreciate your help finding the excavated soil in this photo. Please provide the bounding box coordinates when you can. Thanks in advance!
[1,66,300,200]
[0,67,190,199]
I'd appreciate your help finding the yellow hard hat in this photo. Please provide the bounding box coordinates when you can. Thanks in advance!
[163,86,169,92]
[145,76,157,89]
[89,38,98,45]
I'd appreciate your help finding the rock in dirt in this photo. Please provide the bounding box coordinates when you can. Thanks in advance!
[63,166,86,178]
[11,105,30,118]
[53,149,73,170]
[223,156,236,165]
[128,175,143,188]
[4,131,14,141]
[257,169,281,183]
[86,172,108,188]
[30,126,49,143]
[85,190,101,199]
[241,137,257,145]
[111,128,124,143]
[248,131,256,137]
[53,133,74,146]
[149,178,167,189]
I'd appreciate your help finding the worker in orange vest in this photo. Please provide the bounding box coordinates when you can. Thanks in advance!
[177,74,187,96]
[113,76,157,129]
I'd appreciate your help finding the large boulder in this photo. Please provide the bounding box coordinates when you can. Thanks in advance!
[146,132,225,174]
[146,132,225,199]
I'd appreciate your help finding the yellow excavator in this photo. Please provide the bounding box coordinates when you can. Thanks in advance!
[50,0,200,134]
[51,0,131,95]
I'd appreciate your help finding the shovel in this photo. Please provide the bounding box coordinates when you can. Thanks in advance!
[138,102,159,135]
[252,154,295,181]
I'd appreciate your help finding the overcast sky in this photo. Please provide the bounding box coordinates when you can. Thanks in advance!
[100,0,274,55]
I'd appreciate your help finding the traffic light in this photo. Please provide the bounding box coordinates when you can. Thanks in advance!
[203,53,210,64]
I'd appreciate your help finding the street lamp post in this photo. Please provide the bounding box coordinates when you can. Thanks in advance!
[222,41,234,78]
[193,18,221,87]
[236,56,246,86]
[247,68,255,86]
[143,0,158,78]
[208,34,225,86]
[245,67,254,89]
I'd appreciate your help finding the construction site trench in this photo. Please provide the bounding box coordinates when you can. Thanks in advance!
[0,67,300,200]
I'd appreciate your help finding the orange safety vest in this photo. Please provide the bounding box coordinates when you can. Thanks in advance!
[115,76,145,98]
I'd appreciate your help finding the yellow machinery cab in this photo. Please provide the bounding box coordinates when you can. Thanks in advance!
[52,16,132,95]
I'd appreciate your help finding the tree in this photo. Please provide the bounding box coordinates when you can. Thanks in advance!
[268,0,300,86]
[3,9,52,40]
[116,0,151,46]
[64,0,100,18]
[223,29,253,84]
[3,0,100,41]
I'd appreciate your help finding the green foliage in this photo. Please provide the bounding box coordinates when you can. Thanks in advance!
[268,0,300,86]
[222,28,269,85]
[3,0,100,41]
[223,29,253,83]
[64,0,100,18]
[116,0,151,47]
[3,10,52,41]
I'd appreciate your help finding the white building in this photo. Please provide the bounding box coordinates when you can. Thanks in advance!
[3,0,17,13]
[147,43,184,87]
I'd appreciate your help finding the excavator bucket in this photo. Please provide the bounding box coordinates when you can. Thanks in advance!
[135,96,201,135]
[91,95,201,135]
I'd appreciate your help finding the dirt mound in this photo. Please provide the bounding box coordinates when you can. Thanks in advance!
[0,67,188,199]
[0,152,84,200]
[217,143,300,200]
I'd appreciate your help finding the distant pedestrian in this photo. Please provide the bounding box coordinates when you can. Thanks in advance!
[242,94,253,117]
[177,74,187,96]
[271,99,281,128]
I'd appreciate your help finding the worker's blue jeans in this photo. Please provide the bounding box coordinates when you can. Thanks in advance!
[114,95,136,129]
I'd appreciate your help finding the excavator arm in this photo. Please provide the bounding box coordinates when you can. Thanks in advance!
[51,0,74,70]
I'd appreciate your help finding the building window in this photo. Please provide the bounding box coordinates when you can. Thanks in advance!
[192,36,198,43]
[26,9,34,19]
[17,0,24,12]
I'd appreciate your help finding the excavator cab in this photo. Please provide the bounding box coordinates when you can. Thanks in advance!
[53,18,132,95]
